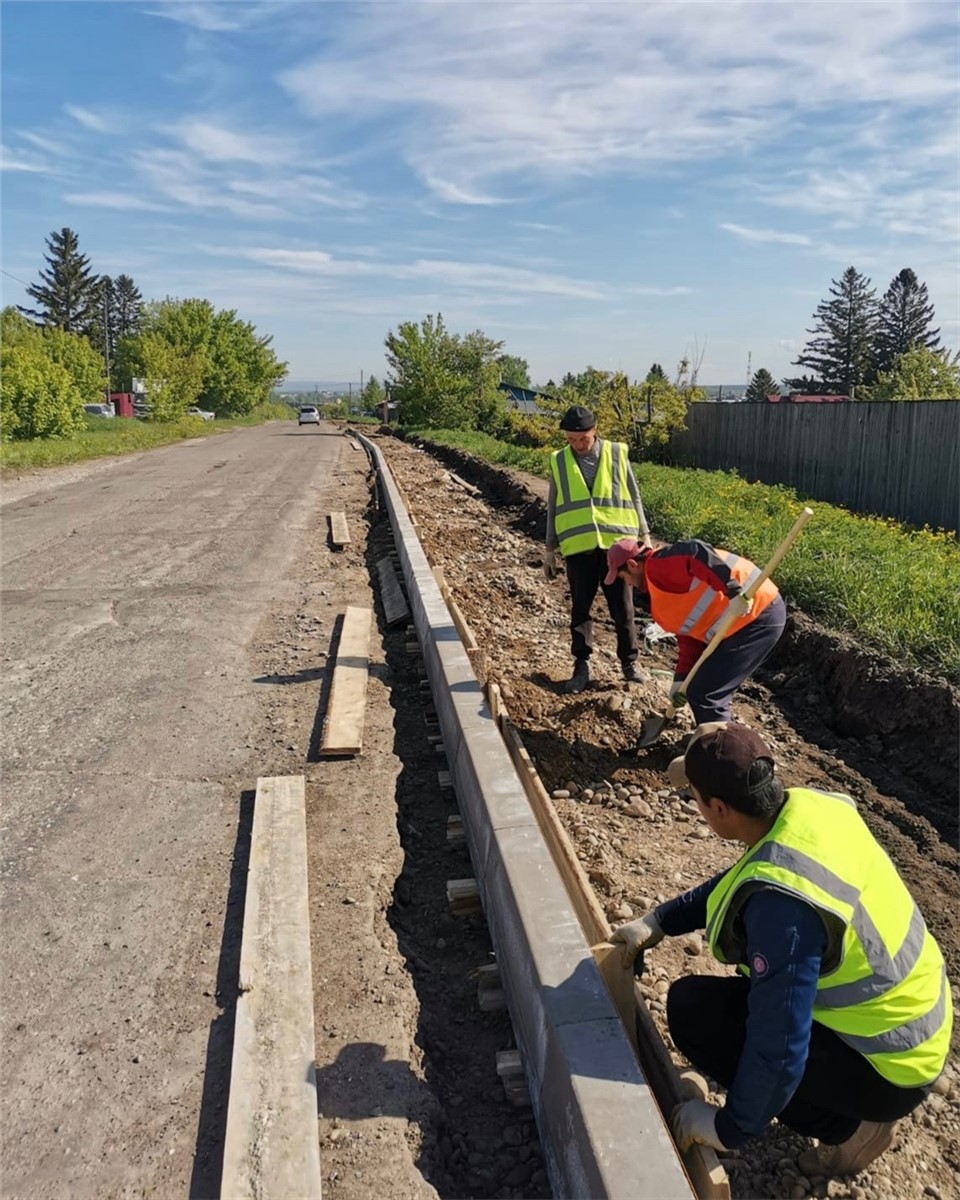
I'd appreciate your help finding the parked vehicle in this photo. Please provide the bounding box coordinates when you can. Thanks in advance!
[298,405,320,426]
[83,403,115,418]
[186,406,215,421]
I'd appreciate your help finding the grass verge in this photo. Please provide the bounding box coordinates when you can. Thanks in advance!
[1,402,296,472]
[407,427,960,684]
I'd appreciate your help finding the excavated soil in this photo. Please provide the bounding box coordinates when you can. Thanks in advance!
[373,430,960,1200]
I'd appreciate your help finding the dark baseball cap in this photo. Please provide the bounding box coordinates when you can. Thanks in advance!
[682,722,776,808]
[559,405,596,432]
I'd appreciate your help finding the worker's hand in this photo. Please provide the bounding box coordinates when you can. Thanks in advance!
[640,533,654,551]
[671,1099,726,1153]
[542,548,560,581]
[729,592,753,619]
[610,911,665,969]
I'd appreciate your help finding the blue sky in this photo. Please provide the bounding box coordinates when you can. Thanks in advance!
[2,1,958,389]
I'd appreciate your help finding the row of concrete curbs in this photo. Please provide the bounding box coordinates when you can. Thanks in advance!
[358,432,724,1200]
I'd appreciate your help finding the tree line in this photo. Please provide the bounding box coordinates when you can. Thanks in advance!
[2,227,287,440]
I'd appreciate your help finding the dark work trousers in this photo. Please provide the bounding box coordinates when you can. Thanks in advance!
[687,593,787,724]
[565,548,638,667]
[667,974,930,1145]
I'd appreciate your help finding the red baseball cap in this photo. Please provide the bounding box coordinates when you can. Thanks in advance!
[604,538,649,586]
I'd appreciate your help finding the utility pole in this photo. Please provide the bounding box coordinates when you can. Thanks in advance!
[360,369,364,413]
[745,351,752,393]
[103,286,111,408]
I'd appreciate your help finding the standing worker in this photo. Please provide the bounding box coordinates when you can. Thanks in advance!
[543,406,652,693]
[604,536,786,724]
[612,722,952,1178]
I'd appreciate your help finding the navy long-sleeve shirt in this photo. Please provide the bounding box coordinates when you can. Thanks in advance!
[656,875,827,1148]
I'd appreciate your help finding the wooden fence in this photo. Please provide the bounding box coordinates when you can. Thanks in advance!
[669,400,959,532]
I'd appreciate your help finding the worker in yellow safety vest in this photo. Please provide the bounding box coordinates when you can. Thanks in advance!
[612,722,952,1179]
[543,406,652,693]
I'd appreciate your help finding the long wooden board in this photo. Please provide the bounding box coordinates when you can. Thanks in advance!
[320,607,371,755]
[490,683,729,1200]
[221,775,322,1200]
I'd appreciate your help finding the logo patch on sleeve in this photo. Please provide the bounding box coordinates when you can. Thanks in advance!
[751,952,769,977]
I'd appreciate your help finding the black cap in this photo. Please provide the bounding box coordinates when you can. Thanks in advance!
[684,723,775,809]
[559,405,596,432]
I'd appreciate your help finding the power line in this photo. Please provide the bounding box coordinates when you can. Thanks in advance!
[0,267,33,288]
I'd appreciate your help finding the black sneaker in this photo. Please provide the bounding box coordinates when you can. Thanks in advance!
[563,661,591,694]
[622,662,649,684]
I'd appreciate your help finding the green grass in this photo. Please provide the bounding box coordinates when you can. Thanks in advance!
[407,428,960,683]
[1,402,296,472]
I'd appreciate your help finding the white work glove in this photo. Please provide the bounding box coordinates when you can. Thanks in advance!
[542,547,560,581]
[671,1099,727,1153]
[729,592,753,619]
[610,910,665,969]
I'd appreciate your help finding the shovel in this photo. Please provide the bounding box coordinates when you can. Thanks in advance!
[636,506,814,748]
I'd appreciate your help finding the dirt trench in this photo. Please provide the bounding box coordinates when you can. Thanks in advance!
[374,430,960,1200]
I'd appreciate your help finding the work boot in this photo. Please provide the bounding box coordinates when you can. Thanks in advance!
[798,1121,896,1179]
[622,661,649,685]
[563,661,591,694]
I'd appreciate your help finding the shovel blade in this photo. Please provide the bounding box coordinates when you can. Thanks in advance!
[637,714,667,748]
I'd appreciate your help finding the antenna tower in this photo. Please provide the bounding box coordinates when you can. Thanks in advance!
[745,351,752,391]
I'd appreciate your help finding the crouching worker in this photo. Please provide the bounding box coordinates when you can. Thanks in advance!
[612,723,952,1178]
[604,536,787,725]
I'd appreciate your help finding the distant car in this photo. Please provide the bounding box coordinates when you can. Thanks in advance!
[186,406,215,421]
[298,405,320,426]
[83,403,115,418]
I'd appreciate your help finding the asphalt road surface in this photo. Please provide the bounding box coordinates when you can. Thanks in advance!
[1,423,340,1198]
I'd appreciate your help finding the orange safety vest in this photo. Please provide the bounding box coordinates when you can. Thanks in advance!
[647,550,779,642]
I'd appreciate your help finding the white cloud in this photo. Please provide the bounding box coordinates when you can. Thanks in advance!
[173,119,292,165]
[1,144,50,173]
[64,191,171,212]
[142,3,280,33]
[225,245,608,298]
[278,2,958,204]
[64,104,109,132]
[721,224,813,247]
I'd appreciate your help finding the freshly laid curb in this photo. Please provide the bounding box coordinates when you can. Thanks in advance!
[362,434,693,1200]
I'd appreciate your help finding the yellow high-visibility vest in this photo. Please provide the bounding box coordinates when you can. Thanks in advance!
[706,787,951,1088]
[549,440,640,557]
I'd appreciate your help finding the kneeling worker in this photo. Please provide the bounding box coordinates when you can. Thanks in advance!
[612,723,952,1178]
[604,536,786,725]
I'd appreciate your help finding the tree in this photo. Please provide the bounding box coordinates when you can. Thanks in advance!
[384,313,506,432]
[873,269,940,374]
[793,267,878,394]
[0,310,88,439]
[361,375,385,412]
[132,332,206,421]
[746,368,778,402]
[781,373,824,394]
[497,354,530,388]
[113,274,144,342]
[869,346,960,401]
[646,363,666,381]
[114,297,286,416]
[18,227,102,336]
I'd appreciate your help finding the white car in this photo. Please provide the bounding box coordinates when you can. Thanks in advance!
[187,406,215,421]
[83,403,115,418]
[298,405,320,426]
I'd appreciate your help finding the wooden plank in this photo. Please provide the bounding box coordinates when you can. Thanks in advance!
[492,687,729,1200]
[221,776,322,1200]
[376,556,410,627]
[320,607,371,755]
[328,511,350,548]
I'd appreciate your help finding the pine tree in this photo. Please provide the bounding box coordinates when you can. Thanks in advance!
[646,363,666,380]
[746,368,777,402]
[113,274,144,342]
[792,267,878,395]
[18,228,102,335]
[873,268,940,374]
